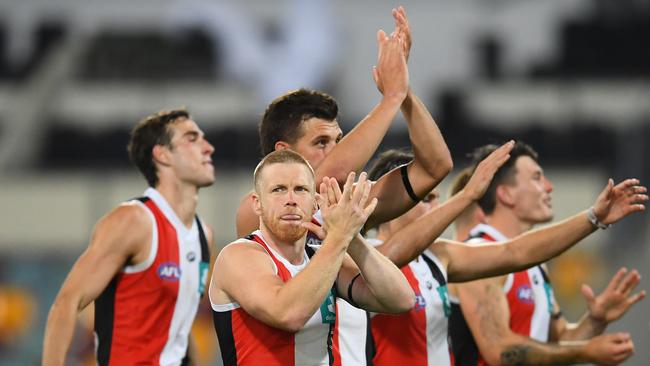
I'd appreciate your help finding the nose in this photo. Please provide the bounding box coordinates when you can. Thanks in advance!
[204,139,215,155]
[285,190,297,206]
[544,177,553,193]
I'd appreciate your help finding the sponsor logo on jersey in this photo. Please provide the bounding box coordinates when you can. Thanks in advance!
[414,292,427,311]
[516,284,535,304]
[187,251,196,262]
[320,289,336,324]
[306,233,323,247]
[158,262,181,282]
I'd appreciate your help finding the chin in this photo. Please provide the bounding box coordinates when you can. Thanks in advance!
[276,226,307,243]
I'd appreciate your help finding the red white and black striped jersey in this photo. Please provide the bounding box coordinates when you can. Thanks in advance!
[211,229,336,366]
[94,188,210,366]
[449,224,557,366]
[334,238,452,366]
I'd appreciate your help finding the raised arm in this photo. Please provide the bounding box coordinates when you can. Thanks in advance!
[376,141,512,267]
[214,172,376,332]
[437,178,647,282]
[315,28,408,184]
[455,277,635,366]
[43,204,149,366]
[365,9,453,228]
[548,267,645,342]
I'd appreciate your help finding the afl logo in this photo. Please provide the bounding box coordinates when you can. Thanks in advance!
[158,262,181,282]
[516,285,535,304]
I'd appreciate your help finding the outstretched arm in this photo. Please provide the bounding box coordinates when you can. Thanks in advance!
[455,277,635,366]
[376,141,513,267]
[549,267,645,341]
[438,178,647,282]
[43,204,149,366]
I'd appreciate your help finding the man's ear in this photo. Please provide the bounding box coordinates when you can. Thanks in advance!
[152,145,171,166]
[274,141,291,151]
[496,185,516,208]
[252,192,262,216]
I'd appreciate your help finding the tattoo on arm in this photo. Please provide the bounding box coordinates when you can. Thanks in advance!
[500,345,531,366]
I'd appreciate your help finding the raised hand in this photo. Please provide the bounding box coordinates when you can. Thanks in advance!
[462,140,514,201]
[304,172,378,243]
[392,6,412,62]
[372,29,409,99]
[583,267,646,325]
[584,332,635,366]
[592,178,647,225]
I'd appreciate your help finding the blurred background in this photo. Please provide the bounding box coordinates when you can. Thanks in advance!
[0,0,648,364]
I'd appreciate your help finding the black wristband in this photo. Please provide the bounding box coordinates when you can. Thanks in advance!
[400,164,420,203]
[347,273,363,308]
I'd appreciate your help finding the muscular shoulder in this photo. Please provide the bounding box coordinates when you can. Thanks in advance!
[90,202,152,256]
[213,239,276,287]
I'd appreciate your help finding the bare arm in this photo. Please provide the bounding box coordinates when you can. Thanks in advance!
[377,141,513,267]
[315,28,408,185]
[215,172,377,332]
[43,204,149,366]
[549,267,645,341]
[365,11,452,228]
[456,278,635,366]
[337,235,414,313]
[439,178,648,282]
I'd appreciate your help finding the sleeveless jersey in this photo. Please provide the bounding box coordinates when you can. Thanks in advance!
[211,230,336,366]
[449,224,556,366]
[333,238,452,366]
[94,188,210,366]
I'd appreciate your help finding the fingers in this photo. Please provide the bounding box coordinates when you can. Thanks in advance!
[331,177,343,203]
[581,284,595,303]
[626,290,646,307]
[363,197,379,217]
[606,267,629,293]
[351,172,371,207]
[617,269,641,295]
[341,171,356,203]
[301,222,326,240]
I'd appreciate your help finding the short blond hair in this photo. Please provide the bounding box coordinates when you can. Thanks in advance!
[253,150,316,193]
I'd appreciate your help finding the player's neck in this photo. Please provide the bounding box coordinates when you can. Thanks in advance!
[155,181,199,229]
[485,207,533,239]
[259,224,307,265]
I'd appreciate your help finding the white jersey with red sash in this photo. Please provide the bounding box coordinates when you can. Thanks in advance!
[211,229,336,366]
[449,223,557,366]
[94,188,210,366]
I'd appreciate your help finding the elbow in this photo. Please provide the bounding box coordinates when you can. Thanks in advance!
[274,312,311,333]
[384,287,416,314]
[438,155,454,179]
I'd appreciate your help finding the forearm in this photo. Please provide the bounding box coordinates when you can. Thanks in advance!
[497,338,590,366]
[381,191,473,267]
[507,211,596,269]
[556,314,607,341]
[268,233,350,330]
[42,298,78,366]
[347,235,414,313]
[316,96,403,183]
[402,90,452,180]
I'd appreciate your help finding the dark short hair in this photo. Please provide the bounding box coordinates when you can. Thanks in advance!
[367,149,414,181]
[254,149,315,193]
[449,167,473,197]
[470,141,539,214]
[128,108,190,187]
[259,88,339,156]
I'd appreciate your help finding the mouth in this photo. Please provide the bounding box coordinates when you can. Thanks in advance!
[280,214,303,222]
